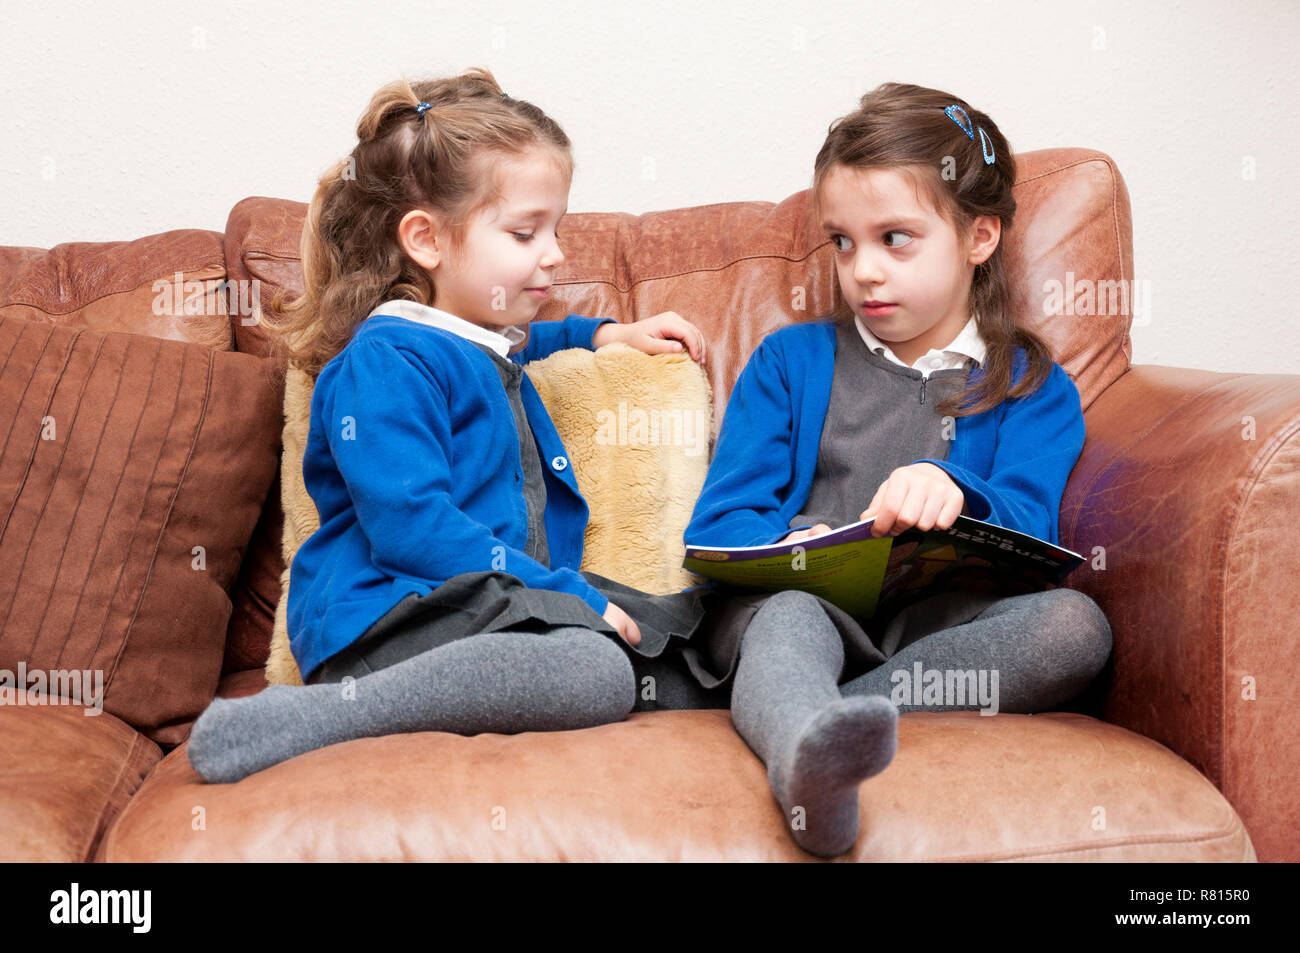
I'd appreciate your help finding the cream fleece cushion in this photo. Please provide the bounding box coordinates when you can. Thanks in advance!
[265,342,712,686]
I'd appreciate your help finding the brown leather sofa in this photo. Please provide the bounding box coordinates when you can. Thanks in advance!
[1,147,1291,862]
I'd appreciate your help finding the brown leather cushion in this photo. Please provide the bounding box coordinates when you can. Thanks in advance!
[227,148,1133,415]
[0,689,161,862]
[100,709,1254,862]
[0,314,282,747]
[0,230,236,351]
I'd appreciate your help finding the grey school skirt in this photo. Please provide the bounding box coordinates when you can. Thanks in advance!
[307,570,1006,698]
[306,570,734,709]
[679,583,1007,689]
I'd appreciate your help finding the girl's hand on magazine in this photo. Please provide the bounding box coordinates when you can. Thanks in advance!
[603,601,641,646]
[860,463,964,537]
[592,311,706,362]
[781,523,834,543]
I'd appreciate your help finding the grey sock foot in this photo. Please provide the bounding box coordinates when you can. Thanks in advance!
[187,685,324,784]
[186,627,634,784]
[770,694,898,858]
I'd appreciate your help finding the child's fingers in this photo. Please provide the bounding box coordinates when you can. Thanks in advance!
[860,485,885,523]
[661,320,704,361]
[892,483,925,535]
[683,322,706,362]
[914,493,948,532]
[604,601,641,645]
[641,334,685,354]
[937,492,965,529]
[784,523,832,543]
[871,478,907,536]
[623,617,642,646]
[639,312,706,361]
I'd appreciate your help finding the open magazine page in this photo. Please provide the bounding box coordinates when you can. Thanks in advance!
[683,515,1085,619]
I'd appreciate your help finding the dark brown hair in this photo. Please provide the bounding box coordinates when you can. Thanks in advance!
[269,68,573,377]
[812,82,1053,417]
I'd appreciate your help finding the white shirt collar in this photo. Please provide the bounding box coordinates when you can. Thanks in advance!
[366,299,526,358]
[854,312,986,371]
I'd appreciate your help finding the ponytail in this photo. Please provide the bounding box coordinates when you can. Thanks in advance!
[268,68,573,378]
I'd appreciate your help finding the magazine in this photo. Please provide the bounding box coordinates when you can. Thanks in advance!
[683,515,1085,618]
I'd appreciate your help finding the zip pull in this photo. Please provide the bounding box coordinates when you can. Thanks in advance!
[920,374,927,405]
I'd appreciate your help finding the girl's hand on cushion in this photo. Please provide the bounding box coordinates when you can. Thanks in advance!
[592,311,706,362]
[603,601,641,646]
[781,523,834,543]
[859,463,964,538]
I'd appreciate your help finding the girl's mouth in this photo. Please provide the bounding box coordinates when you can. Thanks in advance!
[862,301,897,317]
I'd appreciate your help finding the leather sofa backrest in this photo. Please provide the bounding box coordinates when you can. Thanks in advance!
[230,146,1135,416]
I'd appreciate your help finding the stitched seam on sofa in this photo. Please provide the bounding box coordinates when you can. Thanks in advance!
[103,342,212,693]
[927,817,1249,863]
[1219,402,1300,802]
[243,246,838,297]
[0,255,226,315]
[81,730,155,863]
[552,245,836,295]
[96,734,188,863]
[1015,154,1131,367]
[54,336,153,669]
[1,324,94,644]
[1012,151,1116,189]
[246,159,1125,301]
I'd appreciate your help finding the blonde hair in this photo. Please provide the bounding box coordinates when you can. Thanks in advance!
[269,67,573,377]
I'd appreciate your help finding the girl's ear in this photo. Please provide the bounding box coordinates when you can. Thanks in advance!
[397,208,444,271]
[966,214,1001,268]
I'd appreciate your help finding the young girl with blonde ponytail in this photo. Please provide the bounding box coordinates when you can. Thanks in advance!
[187,69,720,783]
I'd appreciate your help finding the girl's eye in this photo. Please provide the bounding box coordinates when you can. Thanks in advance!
[830,234,852,252]
[512,232,534,243]
[884,230,913,248]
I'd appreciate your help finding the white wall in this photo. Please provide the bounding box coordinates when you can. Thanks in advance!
[2,0,1296,373]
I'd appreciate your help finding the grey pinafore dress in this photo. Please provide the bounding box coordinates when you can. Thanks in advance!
[307,340,728,710]
[674,319,1007,691]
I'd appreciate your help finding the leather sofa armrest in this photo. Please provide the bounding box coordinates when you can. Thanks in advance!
[1061,363,1300,861]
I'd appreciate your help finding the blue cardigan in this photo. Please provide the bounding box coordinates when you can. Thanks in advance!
[684,319,1085,550]
[288,313,614,682]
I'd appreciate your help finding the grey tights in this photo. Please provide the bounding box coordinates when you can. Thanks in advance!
[728,587,1112,857]
[186,626,636,784]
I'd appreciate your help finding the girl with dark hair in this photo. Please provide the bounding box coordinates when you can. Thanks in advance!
[684,83,1113,857]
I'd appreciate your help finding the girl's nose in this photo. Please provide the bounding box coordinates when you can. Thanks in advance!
[853,250,884,287]
[541,237,565,269]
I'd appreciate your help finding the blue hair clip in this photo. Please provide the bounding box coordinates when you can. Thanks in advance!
[415,101,432,116]
[944,104,995,165]
[944,105,974,139]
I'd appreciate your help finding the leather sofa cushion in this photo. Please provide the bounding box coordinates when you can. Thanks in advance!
[0,230,235,350]
[99,709,1254,862]
[0,691,160,862]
